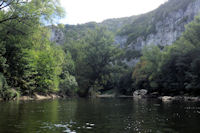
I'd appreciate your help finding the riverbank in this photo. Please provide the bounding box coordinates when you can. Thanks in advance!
[96,93,200,102]
[0,93,62,101]
[1,91,200,102]
[19,93,62,101]
[158,96,200,102]
[132,89,200,102]
[96,94,133,98]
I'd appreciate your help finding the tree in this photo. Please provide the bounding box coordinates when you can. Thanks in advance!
[132,45,162,91]
[62,27,125,96]
[0,0,65,97]
[0,0,64,24]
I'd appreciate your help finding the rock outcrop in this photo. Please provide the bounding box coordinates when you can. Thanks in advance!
[126,0,200,50]
[50,25,65,44]
[133,89,148,98]
[49,0,200,66]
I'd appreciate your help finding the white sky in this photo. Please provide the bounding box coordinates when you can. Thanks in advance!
[59,0,168,25]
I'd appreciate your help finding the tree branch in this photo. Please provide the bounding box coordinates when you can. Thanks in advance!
[0,1,5,7]
[0,0,15,10]
[0,16,18,24]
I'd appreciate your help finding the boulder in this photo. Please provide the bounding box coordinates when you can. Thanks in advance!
[133,89,148,98]
[184,97,199,102]
[19,96,34,101]
[33,93,51,100]
[50,94,61,99]
[161,96,173,102]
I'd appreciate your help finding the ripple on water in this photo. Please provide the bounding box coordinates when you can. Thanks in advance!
[54,123,76,133]
[41,121,95,133]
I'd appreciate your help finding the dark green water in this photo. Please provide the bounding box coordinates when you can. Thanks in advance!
[0,98,200,133]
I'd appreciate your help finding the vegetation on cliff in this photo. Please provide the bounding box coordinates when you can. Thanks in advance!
[118,0,196,45]
[132,15,200,96]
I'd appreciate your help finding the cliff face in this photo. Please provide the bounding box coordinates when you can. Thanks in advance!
[50,0,200,66]
[123,0,200,50]
[50,25,65,44]
[51,0,200,48]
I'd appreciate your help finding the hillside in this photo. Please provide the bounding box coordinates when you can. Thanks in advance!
[50,0,200,65]
[50,16,137,45]
[1,0,200,99]
[118,0,200,49]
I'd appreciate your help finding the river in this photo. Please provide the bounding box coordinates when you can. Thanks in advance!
[0,98,200,133]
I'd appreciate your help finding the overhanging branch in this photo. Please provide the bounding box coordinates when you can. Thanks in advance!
[0,16,18,24]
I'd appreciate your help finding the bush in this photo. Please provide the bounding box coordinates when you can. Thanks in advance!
[0,73,20,100]
[59,73,78,96]
[2,89,20,100]
[0,73,9,94]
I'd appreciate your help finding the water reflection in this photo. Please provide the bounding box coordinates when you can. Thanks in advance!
[0,98,200,133]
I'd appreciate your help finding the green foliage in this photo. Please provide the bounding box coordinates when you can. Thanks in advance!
[2,89,20,101]
[0,0,65,25]
[100,16,138,33]
[59,72,78,96]
[63,22,98,42]
[58,51,78,96]
[124,50,141,61]
[0,73,9,93]
[0,73,20,100]
[0,0,72,99]
[62,27,128,96]
[120,13,156,44]
[0,42,7,73]
[132,15,200,96]
[1,0,198,99]
[34,45,65,93]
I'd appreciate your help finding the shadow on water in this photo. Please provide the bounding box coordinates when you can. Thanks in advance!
[0,98,200,133]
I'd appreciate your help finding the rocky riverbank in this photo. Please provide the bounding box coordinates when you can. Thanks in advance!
[158,96,200,102]
[0,93,62,101]
[133,89,200,102]
[19,93,62,101]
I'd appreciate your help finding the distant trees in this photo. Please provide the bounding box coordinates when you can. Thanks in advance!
[132,15,200,96]
[62,27,132,96]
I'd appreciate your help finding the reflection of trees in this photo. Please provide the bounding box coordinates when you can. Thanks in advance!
[19,100,60,133]
[74,99,136,133]
[0,101,21,133]
[0,99,200,133]
[0,100,61,133]
[57,99,77,121]
[133,99,200,133]
[132,99,180,133]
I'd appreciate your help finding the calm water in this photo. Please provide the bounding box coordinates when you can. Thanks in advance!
[0,98,200,133]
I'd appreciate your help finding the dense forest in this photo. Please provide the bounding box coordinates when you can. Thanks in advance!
[132,16,200,96]
[0,0,200,100]
[0,0,131,100]
[0,0,68,99]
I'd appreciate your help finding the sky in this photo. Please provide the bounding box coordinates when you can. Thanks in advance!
[59,0,168,25]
